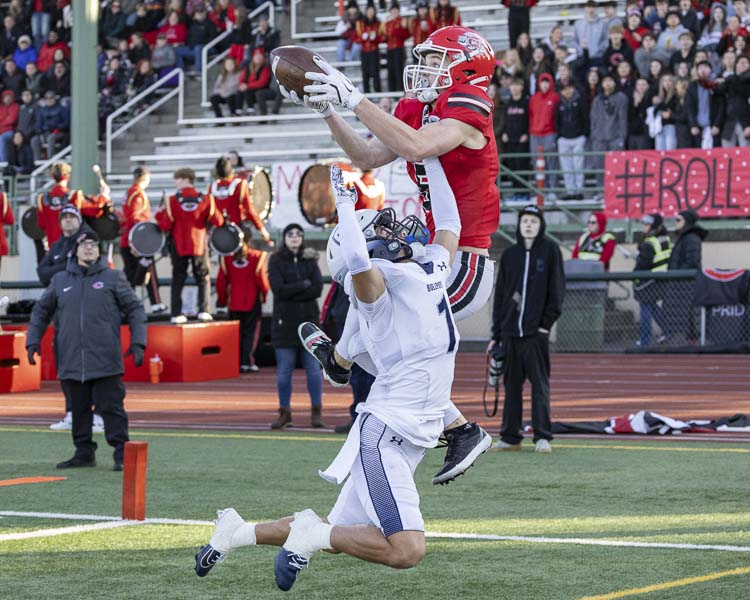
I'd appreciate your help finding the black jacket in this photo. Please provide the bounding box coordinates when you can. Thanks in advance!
[6,140,34,174]
[501,95,529,142]
[718,71,750,132]
[268,246,323,348]
[27,257,147,382]
[492,214,565,340]
[554,91,589,139]
[686,81,725,130]
[37,223,96,286]
[187,19,218,47]
[668,224,707,270]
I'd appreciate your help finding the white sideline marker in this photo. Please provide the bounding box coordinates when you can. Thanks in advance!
[2,511,750,554]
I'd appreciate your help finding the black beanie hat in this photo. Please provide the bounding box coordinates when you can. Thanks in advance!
[59,204,82,223]
[519,204,543,220]
[679,209,698,228]
[282,222,304,237]
[76,230,100,246]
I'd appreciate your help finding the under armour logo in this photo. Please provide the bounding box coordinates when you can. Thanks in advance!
[390,436,403,446]
[437,262,447,271]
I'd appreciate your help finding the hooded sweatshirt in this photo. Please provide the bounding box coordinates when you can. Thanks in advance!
[571,211,616,270]
[668,212,708,270]
[528,73,559,136]
[491,206,565,340]
[0,90,18,135]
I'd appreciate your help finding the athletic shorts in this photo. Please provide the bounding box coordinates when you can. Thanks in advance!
[446,250,495,322]
[327,413,426,537]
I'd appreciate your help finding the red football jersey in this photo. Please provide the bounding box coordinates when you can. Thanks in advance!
[393,84,500,248]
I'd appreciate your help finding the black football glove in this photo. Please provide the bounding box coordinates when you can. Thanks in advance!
[124,343,145,367]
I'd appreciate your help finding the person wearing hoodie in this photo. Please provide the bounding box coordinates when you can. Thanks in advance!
[489,205,564,454]
[686,60,726,149]
[0,89,18,162]
[718,55,750,146]
[574,0,609,62]
[501,77,530,190]
[589,72,629,188]
[664,209,707,343]
[634,213,672,346]
[572,211,616,270]
[528,72,559,191]
[27,229,147,471]
[554,81,589,200]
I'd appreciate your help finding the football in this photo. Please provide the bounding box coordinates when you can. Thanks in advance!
[269,45,326,98]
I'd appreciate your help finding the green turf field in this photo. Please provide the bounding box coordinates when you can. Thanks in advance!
[2,426,749,599]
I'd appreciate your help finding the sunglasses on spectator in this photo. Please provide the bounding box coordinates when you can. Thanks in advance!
[285,231,303,238]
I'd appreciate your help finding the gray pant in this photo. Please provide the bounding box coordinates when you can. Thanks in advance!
[591,138,625,187]
[530,134,558,191]
[557,135,586,194]
[31,131,67,162]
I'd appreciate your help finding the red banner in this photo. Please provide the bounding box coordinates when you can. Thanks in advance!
[604,147,750,219]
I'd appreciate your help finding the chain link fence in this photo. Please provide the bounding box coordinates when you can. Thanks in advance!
[555,267,750,352]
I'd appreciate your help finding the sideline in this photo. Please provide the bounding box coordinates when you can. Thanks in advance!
[3,511,750,554]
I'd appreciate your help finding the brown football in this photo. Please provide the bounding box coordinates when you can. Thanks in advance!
[270,45,326,98]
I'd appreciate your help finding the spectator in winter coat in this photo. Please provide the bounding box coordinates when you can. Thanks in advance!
[574,0,609,62]
[0,90,19,162]
[100,1,128,47]
[151,33,177,73]
[12,35,37,71]
[669,31,696,72]
[603,24,635,72]
[0,16,22,59]
[658,8,688,52]
[678,0,702,38]
[42,62,71,98]
[500,78,530,191]
[31,91,69,161]
[590,73,628,187]
[16,89,35,139]
[1,59,24,98]
[672,77,693,148]
[554,81,589,199]
[718,55,750,146]
[251,16,280,54]
[36,31,68,73]
[175,5,217,73]
[686,60,726,148]
[489,205,564,453]
[628,78,653,149]
[5,130,33,174]
[128,33,151,66]
[572,211,616,270]
[634,213,672,346]
[268,223,324,430]
[634,33,670,78]
[667,209,708,343]
[24,61,43,97]
[528,72,559,191]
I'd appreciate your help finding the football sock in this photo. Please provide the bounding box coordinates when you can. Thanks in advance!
[310,522,334,552]
[230,523,257,548]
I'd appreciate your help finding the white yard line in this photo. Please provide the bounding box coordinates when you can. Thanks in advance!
[3,511,750,553]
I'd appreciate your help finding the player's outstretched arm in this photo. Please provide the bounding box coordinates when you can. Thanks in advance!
[324,110,398,170]
[423,157,460,264]
[330,166,386,304]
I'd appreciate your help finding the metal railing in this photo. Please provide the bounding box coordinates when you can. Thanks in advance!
[201,1,276,107]
[105,68,186,173]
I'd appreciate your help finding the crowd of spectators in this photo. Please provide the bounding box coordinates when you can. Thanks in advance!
[487,0,750,199]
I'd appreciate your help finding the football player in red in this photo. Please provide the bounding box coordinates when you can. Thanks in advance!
[36,162,108,246]
[208,156,272,246]
[156,167,224,324]
[281,26,499,485]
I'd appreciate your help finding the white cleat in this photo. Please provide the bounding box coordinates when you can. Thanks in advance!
[50,412,72,431]
[534,439,552,454]
[92,414,105,433]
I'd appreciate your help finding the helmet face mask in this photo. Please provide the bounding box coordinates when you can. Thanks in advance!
[403,26,495,103]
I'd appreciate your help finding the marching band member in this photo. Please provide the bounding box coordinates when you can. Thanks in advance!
[156,168,223,324]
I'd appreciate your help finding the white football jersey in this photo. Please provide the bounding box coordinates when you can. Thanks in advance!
[343,244,458,446]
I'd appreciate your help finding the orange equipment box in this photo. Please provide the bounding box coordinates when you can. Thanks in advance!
[0,331,41,392]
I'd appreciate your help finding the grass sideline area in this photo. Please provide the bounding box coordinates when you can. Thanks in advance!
[2,426,750,599]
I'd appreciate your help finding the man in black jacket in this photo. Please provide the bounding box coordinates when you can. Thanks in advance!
[555,81,589,200]
[489,205,564,453]
[27,231,147,471]
[37,204,94,285]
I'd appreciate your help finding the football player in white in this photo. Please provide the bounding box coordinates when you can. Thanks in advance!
[195,159,470,591]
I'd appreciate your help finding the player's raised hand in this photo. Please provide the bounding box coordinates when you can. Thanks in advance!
[330,165,356,208]
[305,56,364,111]
[278,83,333,117]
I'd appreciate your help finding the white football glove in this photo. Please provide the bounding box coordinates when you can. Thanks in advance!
[305,56,364,111]
[330,165,356,208]
[278,83,333,117]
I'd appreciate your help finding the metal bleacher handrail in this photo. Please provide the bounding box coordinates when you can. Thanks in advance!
[130,146,347,165]
[30,144,72,194]
[200,0,276,107]
[105,68,186,173]
[153,126,369,145]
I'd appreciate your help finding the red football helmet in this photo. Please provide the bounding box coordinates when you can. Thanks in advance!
[403,26,495,104]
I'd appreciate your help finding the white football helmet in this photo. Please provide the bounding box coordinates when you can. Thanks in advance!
[326,209,380,285]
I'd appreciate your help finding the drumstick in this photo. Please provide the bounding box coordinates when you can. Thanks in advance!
[92,164,107,189]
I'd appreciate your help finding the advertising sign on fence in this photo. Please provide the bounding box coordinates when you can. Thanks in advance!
[604,147,750,219]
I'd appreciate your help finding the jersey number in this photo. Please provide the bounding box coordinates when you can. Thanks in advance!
[438,297,456,353]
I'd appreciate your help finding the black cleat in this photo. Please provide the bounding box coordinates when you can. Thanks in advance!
[298,322,350,387]
[195,544,226,577]
[56,456,96,469]
[432,423,492,485]
[274,548,310,591]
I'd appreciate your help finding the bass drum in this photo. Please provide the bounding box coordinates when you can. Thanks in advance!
[298,160,358,226]
[128,222,165,257]
[247,166,273,222]
[210,221,245,256]
[87,204,122,241]
[21,207,45,240]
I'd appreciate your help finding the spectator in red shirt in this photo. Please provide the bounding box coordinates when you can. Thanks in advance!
[237,48,271,114]
[356,3,383,93]
[572,211,616,270]
[624,8,650,50]
[431,0,461,28]
[380,1,411,92]
[528,72,559,190]
[409,0,435,50]
[216,233,270,373]
[0,90,18,162]
[37,30,69,73]
[159,10,188,46]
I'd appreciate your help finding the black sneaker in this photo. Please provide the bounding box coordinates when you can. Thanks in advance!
[274,548,309,591]
[195,544,226,577]
[297,322,350,387]
[56,456,96,469]
[432,424,492,485]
